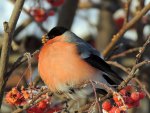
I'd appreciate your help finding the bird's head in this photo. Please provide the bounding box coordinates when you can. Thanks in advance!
[41,26,68,44]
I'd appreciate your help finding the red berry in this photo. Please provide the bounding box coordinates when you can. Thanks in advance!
[102,100,112,111]
[139,91,146,99]
[27,106,43,113]
[109,107,121,113]
[48,10,55,16]
[30,8,47,22]
[124,85,132,91]
[119,89,127,95]
[123,96,134,104]
[46,106,61,113]
[127,103,134,109]
[38,100,47,109]
[133,100,140,107]
[47,0,65,7]
[114,17,124,30]
[113,95,120,102]
[131,92,140,101]
[115,101,123,106]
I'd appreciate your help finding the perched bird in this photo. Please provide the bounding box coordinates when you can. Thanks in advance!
[38,26,123,99]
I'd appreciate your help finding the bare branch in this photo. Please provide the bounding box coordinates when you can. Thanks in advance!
[0,0,25,108]
[136,36,150,63]
[4,50,39,82]
[109,47,141,60]
[118,60,150,90]
[90,80,101,113]
[106,61,131,74]
[124,0,132,24]
[102,3,150,57]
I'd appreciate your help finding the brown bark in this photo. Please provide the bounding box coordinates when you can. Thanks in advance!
[96,0,116,52]
[57,0,79,29]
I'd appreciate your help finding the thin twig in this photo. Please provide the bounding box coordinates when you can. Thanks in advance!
[14,18,32,37]
[106,61,131,74]
[118,60,150,90]
[109,47,141,60]
[124,0,132,24]
[136,36,150,63]
[24,53,33,83]
[4,50,39,83]
[90,80,101,113]
[102,3,150,57]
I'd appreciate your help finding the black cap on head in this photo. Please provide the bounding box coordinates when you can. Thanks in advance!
[47,26,68,39]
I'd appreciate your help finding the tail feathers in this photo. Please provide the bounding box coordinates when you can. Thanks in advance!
[102,73,123,86]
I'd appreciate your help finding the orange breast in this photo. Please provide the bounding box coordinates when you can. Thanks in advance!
[38,41,97,92]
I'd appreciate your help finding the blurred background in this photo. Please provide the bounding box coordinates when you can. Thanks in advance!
[0,0,150,112]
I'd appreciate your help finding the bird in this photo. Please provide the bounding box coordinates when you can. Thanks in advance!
[38,26,123,100]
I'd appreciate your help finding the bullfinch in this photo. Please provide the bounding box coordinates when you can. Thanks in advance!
[38,26,123,100]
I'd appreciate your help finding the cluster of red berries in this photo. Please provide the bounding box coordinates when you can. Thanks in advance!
[5,87,29,105]
[27,100,61,113]
[6,86,62,113]
[30,0,65,22]
[102,85,146,113]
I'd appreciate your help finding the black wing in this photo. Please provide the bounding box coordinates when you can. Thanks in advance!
[84,54,123,85]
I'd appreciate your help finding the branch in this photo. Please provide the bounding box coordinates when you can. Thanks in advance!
[4,50,39,82]
[14,18,32,37]
[90,80,101,113]
[136,36,150,63]
[106,61,131,74]
[118,60,150,90]
[124,0,132,24]
[0,0,25,108]
[109,47,141,60]
[102,2,150,57]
